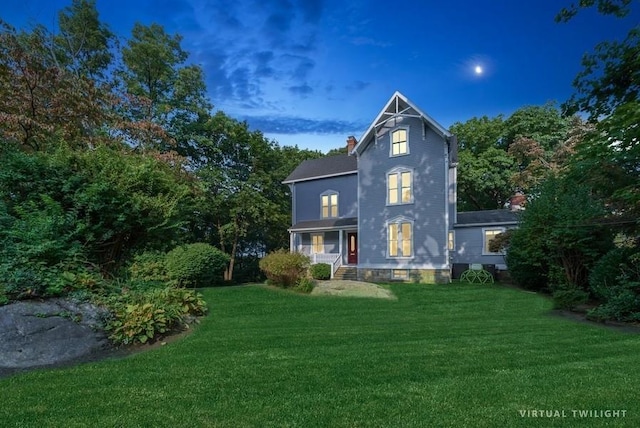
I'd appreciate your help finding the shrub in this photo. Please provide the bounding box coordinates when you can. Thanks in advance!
[129,251,169,283]
[165,243,229,287]
[294,277,315,294]
[588,247,635,301]
[103,285,207,345]
[587,251,640,322]
[551,285,589,310]
[259,250,310,288]
[310,263,331,280]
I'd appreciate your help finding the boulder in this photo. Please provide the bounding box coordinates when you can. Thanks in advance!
[0,298,111,370]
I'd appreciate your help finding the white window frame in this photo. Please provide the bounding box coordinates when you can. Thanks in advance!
[482,228,505,255]
[320,190,339,219]
[311,234,324,254]
[387,216,414,259]
[386,166,414,206]
[390,127,409,157]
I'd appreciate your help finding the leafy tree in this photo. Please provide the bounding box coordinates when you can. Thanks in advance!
[506,175,614,292]
[457,147,516,211]
[54,0,115,79]
[119,23,210,152]
[568,102,640,233]
[563,28,639,119]
[449,115,505,155]
[503,103,569,151]
[0,22,109,151]
[557,1,638,119]
[556,0,632,23]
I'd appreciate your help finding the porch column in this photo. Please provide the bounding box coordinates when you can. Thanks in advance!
[289,232,295,253]
[339,230,343,264]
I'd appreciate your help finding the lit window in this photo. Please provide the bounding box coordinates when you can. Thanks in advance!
[387,169,412,205]
[321,192,338,218]
[483,229,504,254]
[391,129,408,156]
[312,234,324,254]
[448,231,455,251]
[388,219,413,258]
[392,270,409,280]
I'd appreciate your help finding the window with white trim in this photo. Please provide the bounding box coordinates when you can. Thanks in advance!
[483,228,505,255]
[321,192,338,218]
[388,218,413,258]
[387,168,413,205]
[311,234,324,254]
[390,128,408,156]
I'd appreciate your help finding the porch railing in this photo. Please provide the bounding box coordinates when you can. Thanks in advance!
[310,253,342,279]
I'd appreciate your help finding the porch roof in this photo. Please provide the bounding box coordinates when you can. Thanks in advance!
[289,217,357,232]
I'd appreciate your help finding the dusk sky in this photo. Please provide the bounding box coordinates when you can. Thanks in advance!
[3,0,639,152]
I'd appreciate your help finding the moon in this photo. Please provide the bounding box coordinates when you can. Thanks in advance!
[474,65,483,75]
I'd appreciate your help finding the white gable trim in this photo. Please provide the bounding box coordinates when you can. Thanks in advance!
[353,91,451,155]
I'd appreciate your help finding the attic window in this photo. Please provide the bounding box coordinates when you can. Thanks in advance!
[390,128,409,156]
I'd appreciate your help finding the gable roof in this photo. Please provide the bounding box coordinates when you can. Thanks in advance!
[455,210,520,227]
[353,91,452,155]
[282,154,357,184]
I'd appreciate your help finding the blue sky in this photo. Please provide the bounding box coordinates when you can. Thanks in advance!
[3,0,638,152]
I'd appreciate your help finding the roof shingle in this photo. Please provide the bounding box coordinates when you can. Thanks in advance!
[283,154,357,183]
[455,210,520,227]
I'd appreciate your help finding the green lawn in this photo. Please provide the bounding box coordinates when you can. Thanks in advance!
[1,283,639,427]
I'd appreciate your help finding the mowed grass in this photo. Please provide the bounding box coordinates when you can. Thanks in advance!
[1,284,640,427]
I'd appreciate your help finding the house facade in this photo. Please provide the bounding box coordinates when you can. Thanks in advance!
[284,92,518,283]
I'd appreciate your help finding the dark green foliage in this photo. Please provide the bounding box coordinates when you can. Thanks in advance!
[588,247,635,301]
[102,286,207,345]
[551,286,590,310]
[0,146,194,273]
[294,277,315,294]
[506,176,614,292]
[165,243,229,287]
[310,263,331,280]
[129,251,169,283]
[587,249,640,321]
[259,250,310,288]
[549,266,589,309]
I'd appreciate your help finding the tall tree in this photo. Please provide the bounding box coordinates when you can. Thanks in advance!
[119,23,210,152]
[456,147,516,211]
[54,0,115,80]
[557,0,639,234]
[502,103,569,151]
[449,115,505,155]
[0,23,108,151]
[557,1,638,119]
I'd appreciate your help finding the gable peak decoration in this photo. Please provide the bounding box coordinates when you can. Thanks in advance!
[353,91,451,155]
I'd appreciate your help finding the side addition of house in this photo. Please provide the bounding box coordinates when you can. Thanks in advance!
[284,91,519,283]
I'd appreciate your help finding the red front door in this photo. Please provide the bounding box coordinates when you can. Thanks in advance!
[347,232,358,264]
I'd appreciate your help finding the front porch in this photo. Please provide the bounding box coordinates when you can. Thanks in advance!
[288,217,358,279]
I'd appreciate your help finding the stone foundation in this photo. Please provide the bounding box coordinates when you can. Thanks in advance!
[358,268,451,284]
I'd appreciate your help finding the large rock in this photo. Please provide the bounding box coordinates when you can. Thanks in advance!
[0,298,111,369]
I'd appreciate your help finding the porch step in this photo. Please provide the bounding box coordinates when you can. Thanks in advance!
[334,267,358,281]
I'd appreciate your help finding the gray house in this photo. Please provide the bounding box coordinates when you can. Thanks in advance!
[284,92,518,283]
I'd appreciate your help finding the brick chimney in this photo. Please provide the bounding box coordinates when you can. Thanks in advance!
[508,191,526,211]
[346,136,357,153]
